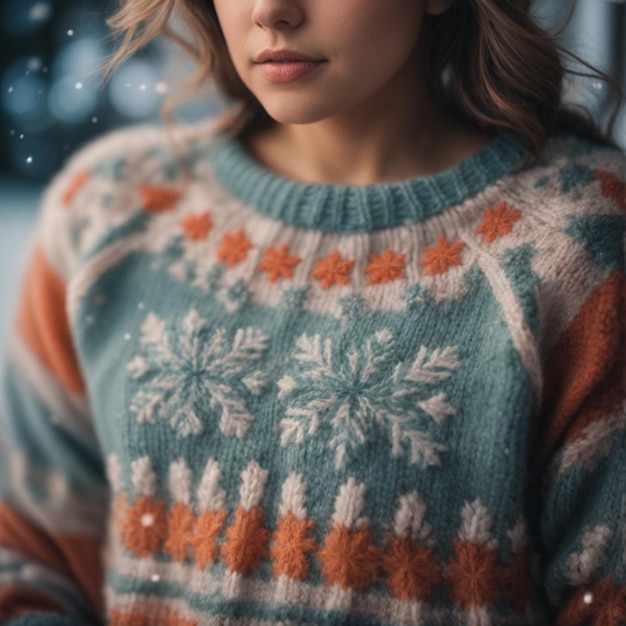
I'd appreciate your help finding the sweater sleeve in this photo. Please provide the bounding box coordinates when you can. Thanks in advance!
[539,264,626,624]
[0,162,108,624]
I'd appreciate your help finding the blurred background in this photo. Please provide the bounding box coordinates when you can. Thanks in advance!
[0,0,625,343]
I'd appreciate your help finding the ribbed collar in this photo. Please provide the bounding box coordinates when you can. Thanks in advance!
[206,133,528,233]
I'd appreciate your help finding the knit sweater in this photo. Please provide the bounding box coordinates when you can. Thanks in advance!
[0,123,625,626]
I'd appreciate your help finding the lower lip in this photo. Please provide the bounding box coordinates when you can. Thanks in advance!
[257,61,326,83]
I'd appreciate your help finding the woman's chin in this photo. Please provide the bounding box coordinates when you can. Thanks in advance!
[259,100,337,127]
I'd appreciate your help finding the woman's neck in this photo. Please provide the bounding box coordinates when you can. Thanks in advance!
[243,71,494,186]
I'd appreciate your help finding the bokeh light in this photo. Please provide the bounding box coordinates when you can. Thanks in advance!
[48,75,98,123]
[108,60,161,118]
[29,2,52,22]
[2,74,46,117]
[1,0,53,36]
[52,37,104,81]
[1,56,51,132]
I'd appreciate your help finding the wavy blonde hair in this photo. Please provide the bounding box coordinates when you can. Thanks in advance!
[105,0,623,160]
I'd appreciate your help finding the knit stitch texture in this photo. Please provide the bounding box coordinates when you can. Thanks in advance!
[0,123,625,625]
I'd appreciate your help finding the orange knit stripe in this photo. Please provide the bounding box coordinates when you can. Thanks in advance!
[61,170,90,207]
[593,170,626,211]
[382,535,442,601]
[190,509,227,569]
[270,511,317,579]
[541,271,626,462]
[0,503,104,618]
[164,503,195,563]
[0,586,67,621]
[16,247,85,395]
[221,506,270,575]
[113,494,129,531]
[318,525,381,590]
[445,539,503,609]
[110,609,198,626]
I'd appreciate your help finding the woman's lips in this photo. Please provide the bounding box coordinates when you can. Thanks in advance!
[257,60,326,83]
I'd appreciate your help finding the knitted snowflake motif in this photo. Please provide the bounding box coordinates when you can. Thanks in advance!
[277,329,461,468]
[127,310,269,437]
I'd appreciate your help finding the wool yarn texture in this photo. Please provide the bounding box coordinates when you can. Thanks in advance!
[0,124,625,625]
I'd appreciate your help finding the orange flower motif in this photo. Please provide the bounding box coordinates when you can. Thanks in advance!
[119,497,167,558]
[259,244,301,283]
[190,509,227,569]
[62,171,90,206]
[318,525,381,589]
[503,549,535,613]
[164,503,196,562]
[382,536,442,601]
[420,236,464,276]
[594,170,626,211]
[475,202,522,243]
[140,185,181,213]
[221,506,271,575]
[365,249,406,285]
[556,578,626,626]
[311,250,354,289]
[271,511,318,579]
[180,212,213,241]
[217,230,253,268]
[446,540,503,608]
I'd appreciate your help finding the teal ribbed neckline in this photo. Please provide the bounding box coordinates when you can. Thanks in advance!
[206,134,528,234]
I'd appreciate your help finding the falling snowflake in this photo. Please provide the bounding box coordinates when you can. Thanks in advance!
[278,330,461,468]
[127,310,269,438]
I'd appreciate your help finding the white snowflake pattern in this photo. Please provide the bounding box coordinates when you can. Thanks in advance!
[278,329,461,468]
[127,309,269,438]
